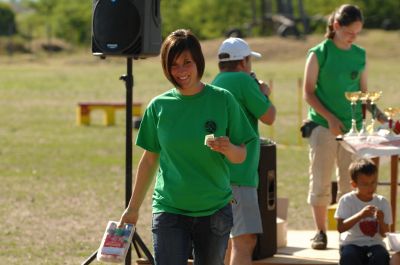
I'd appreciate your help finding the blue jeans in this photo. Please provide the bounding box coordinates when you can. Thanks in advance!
[152,204,233,265]
[339,244,390,265]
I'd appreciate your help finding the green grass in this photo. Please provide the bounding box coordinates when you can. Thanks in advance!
[1,30,399,264]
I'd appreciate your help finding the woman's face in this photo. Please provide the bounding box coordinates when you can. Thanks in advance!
[334,20,363,46]
[170,50,199,90]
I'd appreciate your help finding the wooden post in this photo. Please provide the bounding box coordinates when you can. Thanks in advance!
[104,107,116,126]
[269,79,274,140]
[390,155,398,232]
[297,78,303,145]
[77,105,90,126]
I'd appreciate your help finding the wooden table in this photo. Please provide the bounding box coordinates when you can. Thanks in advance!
[339,134,400,231]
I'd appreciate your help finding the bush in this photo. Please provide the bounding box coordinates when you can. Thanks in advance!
[0,36,30,54]
[0,3,17,36]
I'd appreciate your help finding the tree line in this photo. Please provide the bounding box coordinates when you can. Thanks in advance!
[1,0,399,47]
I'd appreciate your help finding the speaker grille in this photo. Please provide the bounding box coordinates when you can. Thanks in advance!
[123,36,142,55]
[93,0,141,54]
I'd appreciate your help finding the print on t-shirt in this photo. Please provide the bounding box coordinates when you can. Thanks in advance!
[359,218,378,237]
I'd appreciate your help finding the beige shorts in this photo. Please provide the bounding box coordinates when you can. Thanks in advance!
[307,126,353,206]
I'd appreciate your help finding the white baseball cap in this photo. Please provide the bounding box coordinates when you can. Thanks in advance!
[218,37,261,62]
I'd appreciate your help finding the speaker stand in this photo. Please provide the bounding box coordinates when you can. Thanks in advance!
[81,58,154,265]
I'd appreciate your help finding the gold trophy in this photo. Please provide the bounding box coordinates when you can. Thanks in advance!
[383,107,400,135]
[358,92,369,136]
[367,91,382,134]
[345,91,362,136]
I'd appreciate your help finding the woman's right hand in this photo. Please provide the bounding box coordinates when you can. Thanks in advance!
[327,115,345,136]
[118,207,139,228]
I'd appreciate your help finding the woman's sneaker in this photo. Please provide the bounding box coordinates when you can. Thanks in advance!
[311,230,327,250]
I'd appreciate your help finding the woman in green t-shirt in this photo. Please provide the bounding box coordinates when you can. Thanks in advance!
[303,4,366,251]
[118,29,256,265]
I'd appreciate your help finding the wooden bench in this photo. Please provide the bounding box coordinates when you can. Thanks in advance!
[76,102,143,126]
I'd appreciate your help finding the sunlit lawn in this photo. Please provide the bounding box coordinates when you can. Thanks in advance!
[1,30,399,264]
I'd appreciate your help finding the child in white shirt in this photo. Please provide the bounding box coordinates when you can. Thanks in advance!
[335,158,391,265]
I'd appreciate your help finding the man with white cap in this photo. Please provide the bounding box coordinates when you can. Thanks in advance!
[211,37,276,265]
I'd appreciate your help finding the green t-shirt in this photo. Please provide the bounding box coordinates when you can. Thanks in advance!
[212,71,271,187]
[136,84,256,217]
[307,39,366,131]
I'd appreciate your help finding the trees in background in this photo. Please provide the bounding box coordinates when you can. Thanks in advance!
[17,0,91,45]
[161,0,252,39]
[52,1,91,44]
[2,0,400,47]
[303,0,400,30]
[0,2,16,36]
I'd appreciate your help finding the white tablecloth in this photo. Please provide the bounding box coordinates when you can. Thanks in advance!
[339,134,400,158]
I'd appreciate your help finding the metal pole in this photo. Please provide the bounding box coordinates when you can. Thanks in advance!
[82,58,154,265]
[120,57,134,265]
[297,78,303,145]
[82,58,135,265]
[121,58,155,265]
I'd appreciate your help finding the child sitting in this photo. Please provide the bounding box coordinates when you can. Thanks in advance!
[335,158,391,265]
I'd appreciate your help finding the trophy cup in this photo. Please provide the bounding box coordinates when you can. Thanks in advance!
[358,92,369,136]
[383,107,400,135]
[367,91,382,134]
[345,91,362,136]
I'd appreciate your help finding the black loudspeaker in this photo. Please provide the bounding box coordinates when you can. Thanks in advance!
[92,0,162,58]
[253,139,277,260]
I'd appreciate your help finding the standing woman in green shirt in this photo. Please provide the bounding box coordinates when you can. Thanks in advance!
[302,4,366,250]
[118,29,256,265]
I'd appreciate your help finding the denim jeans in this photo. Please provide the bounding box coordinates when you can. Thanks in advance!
[339,244,390,265]
[152,204,233,265]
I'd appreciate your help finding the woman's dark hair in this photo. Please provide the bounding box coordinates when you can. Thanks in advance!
[325,4,363,39]
[349,158,377,183]
[160,29,205,88]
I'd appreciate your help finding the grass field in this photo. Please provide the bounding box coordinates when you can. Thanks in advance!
[1,30,399,264]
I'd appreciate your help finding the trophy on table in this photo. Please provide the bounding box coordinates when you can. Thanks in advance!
[345,91,362,136]
[358,92,369,136]
[383,107,400,135]
[367,91,382,134]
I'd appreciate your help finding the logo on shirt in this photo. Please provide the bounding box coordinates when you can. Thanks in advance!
[204,120,217,133]
[359,219,378,237]
[350,70,358,80]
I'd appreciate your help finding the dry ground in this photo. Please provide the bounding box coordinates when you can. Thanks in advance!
[1,29,399,264]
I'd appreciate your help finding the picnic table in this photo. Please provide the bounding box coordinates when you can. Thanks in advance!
[76,102,143,126]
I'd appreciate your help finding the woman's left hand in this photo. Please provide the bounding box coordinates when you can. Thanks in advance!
[206,136,246,163]
[206,136,231,154]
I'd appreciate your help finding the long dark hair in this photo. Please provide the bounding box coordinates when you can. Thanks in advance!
[325,4,363,39]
